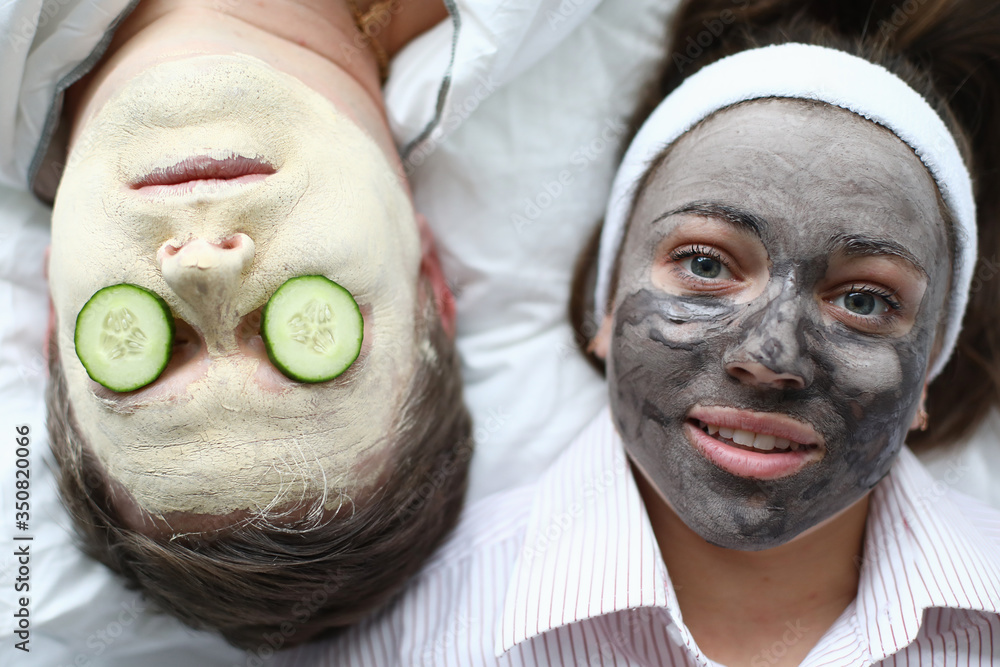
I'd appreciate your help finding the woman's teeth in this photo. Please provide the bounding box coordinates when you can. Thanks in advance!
[700,421,800,452]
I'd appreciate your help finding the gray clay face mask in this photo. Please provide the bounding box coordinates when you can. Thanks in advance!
[606,99,951,550]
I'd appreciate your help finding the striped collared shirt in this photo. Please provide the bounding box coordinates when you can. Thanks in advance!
[279,408,1000,667]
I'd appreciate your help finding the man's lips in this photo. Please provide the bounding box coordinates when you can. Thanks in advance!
[130,155,275,193]
[684,405,824,480]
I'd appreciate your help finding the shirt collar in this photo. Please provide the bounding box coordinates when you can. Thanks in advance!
[496,406,675,656]
[858,446,1000,662]
[497,408,1000,660]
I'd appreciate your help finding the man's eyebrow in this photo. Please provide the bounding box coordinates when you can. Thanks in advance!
[651,201,767,239]
[828,234,927,276]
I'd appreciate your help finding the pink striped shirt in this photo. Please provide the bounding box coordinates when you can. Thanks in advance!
[279,408,1000,666]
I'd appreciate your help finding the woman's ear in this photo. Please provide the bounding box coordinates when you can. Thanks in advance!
[587,314,613,361]
[415,214,456,338]
[909,383,930,432]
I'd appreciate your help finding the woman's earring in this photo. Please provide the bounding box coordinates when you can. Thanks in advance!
[917,408,929,431]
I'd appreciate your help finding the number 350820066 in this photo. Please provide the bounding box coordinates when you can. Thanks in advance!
[13,425,30,530]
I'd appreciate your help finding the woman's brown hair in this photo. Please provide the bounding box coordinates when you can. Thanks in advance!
[571,0,1000,452]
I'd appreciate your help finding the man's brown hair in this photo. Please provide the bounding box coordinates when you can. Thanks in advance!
[46,277,471,651]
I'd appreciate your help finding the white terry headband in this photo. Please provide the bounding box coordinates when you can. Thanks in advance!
[594,43,976,381]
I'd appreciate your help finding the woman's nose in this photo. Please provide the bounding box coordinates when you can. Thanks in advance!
[724,357,809,391]
[722,293,814,391]
[157,233,255,349]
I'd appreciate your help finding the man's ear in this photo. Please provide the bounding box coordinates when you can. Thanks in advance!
[587,314,613,361]
[909,383,929,431]
[415,214,456,338]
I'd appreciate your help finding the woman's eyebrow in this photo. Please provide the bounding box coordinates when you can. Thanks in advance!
[652,201,767,239]
[828,234,926,276]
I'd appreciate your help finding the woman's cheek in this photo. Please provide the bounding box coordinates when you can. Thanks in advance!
[608,289,742,436]
[824,338,905,398]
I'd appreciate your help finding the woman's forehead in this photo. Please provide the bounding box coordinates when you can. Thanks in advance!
[630,99,949,263]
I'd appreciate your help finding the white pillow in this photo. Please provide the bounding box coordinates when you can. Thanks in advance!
[404,0,680,501]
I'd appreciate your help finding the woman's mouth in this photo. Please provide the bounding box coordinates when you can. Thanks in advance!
[692,420,812,452]
[130,154,275,195]
[684,405,824,480]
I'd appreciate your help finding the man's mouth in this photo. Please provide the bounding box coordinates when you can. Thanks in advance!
[130,154,275,194]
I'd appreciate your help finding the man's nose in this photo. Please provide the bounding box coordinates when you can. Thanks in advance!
[157,233,255,348]
[722,288,814,391]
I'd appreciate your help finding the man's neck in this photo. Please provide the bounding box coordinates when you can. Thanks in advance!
[634,465,869,667]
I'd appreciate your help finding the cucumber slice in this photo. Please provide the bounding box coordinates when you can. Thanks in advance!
[261,276,364,383]
[75,284,176,392]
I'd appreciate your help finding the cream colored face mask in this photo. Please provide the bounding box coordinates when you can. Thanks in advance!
[48,54,422,518]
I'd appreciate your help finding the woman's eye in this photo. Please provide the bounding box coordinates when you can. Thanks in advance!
[662,245,743,293]
[832,290,891,317]
[685,255,731,280]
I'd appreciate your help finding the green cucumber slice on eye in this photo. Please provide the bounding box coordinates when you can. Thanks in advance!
[260,276,364,383]
[74,284,176,392]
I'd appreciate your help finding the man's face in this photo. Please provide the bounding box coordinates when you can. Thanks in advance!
[602,100,950,550]
[48,54,423,518]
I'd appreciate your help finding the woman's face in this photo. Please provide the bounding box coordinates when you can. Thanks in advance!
[601,99,950,550]
[47,54,423,518]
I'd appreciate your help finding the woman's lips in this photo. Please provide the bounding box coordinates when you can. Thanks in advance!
[688,405,824,447]
[684,405,825,480]
[130,155,275,194]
